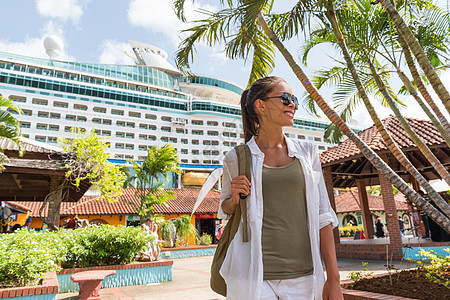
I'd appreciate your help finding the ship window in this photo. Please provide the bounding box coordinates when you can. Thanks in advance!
[111,109,124,115]
[38,111,49,118]
[93,107,106,113]
[54,101,68,108]
[36,123,47,130]
[129,111,141,118]
[74,104,87,111]
[9,95,26,103]
[32,98,48,106]
[145,114,157,120]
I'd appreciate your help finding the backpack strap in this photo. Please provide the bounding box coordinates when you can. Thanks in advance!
[234,144,251,243]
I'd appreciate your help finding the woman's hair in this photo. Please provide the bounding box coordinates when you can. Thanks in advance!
[240,76,285,142]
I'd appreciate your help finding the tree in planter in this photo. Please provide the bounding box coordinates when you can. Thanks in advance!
[0,96,23,171]
[124,144,181,224]
[158,219,176,247]
[42,129,126,230]
[173,215,198,246]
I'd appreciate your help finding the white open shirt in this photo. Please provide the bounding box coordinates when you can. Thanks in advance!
[218,136,338,300]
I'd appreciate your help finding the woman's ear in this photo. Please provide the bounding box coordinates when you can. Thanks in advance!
[254,99,265,114]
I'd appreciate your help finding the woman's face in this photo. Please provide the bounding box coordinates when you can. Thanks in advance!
[257,81,296,128]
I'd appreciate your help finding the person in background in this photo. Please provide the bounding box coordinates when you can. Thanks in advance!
[398,216,405,237]
[417,191,431,238]
[219,76,342,299]
[375,216,385,238]
[23,217,32,231]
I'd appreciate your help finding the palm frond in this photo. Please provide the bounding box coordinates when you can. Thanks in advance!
[175,8,242,74]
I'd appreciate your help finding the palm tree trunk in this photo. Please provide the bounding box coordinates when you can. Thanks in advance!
[368,60,450,218]
[395,68,450,148]
[255,12,450,233]
[324,6,450,219]
[367,59,450,189]
[397,34,450,142]
[377,0,450,114]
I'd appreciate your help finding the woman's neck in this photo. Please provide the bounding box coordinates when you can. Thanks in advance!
[256,126,285,150]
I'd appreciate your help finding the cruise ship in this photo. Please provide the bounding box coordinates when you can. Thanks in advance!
[0,39,348,187]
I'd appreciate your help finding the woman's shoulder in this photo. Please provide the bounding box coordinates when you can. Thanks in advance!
[223,148,238,165]
[290,138,317,154]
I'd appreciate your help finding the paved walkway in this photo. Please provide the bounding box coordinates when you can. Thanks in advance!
[57,256,417,300]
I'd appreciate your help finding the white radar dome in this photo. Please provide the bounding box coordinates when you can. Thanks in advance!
[43,35,63,59]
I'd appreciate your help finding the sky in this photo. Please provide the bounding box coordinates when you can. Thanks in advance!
[0,0,449,130]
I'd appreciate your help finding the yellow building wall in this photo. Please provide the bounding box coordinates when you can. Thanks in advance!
[60,215,126,227]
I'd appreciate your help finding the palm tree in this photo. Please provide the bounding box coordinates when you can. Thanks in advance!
[173,215,198,245]
[300,0,450,218]
[123,145,181,224]
[375,0,450,114]
[0,96,23,171]
[172,0,450,231]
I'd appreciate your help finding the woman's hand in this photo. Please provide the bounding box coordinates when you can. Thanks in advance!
[322,278,343,300]
[222,175,251,215]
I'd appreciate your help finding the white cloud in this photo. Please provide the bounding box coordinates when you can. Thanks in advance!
[36,0,84,24]
[127,0,216,46]
[98,40,136,65]
[0,21,73,61]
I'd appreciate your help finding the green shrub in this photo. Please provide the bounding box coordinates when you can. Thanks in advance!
[61,225,152,268]
[197,232,212,245]
[0,225,152,288]
[0,229,65,288]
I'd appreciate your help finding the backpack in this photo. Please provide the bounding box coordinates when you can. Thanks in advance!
[210,144,251,296]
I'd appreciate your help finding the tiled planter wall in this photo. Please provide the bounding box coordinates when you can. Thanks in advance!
[57,260,173,293]
[0,272,58,300]
[159,245,217,259]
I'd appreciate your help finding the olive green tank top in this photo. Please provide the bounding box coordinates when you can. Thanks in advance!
[261,158,313,280]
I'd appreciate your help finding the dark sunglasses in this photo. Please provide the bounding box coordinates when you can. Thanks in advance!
[260,92,299,110]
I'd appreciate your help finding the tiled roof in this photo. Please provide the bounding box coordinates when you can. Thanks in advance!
[5,201,32,212]
[335,190,409,214]
[0,137,63,154]
[10,187,220,217]
[320,116,444,165]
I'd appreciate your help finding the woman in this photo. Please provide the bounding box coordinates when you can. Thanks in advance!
[218,77,343,299]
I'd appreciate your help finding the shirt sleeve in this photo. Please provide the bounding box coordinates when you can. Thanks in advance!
[218,149,238,220]
[310,143,339,229]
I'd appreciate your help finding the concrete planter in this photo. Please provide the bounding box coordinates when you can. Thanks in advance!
[159,245,217,259]
[57,260,173,293]
[0,272,58,300]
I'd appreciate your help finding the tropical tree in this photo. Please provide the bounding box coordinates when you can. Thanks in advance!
[0,96,23,171]
[301,0,450,218]
[158,219,176,247]
[375,0,450,114]
[38,129,128,230]
[173,0,450,232]
[173,215,198,245]
[124,144,181,224]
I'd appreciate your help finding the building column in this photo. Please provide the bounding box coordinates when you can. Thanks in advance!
[378,154,403,260]
[322,166,340,244]
[46,176,64,231]
[356,178,374,239]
